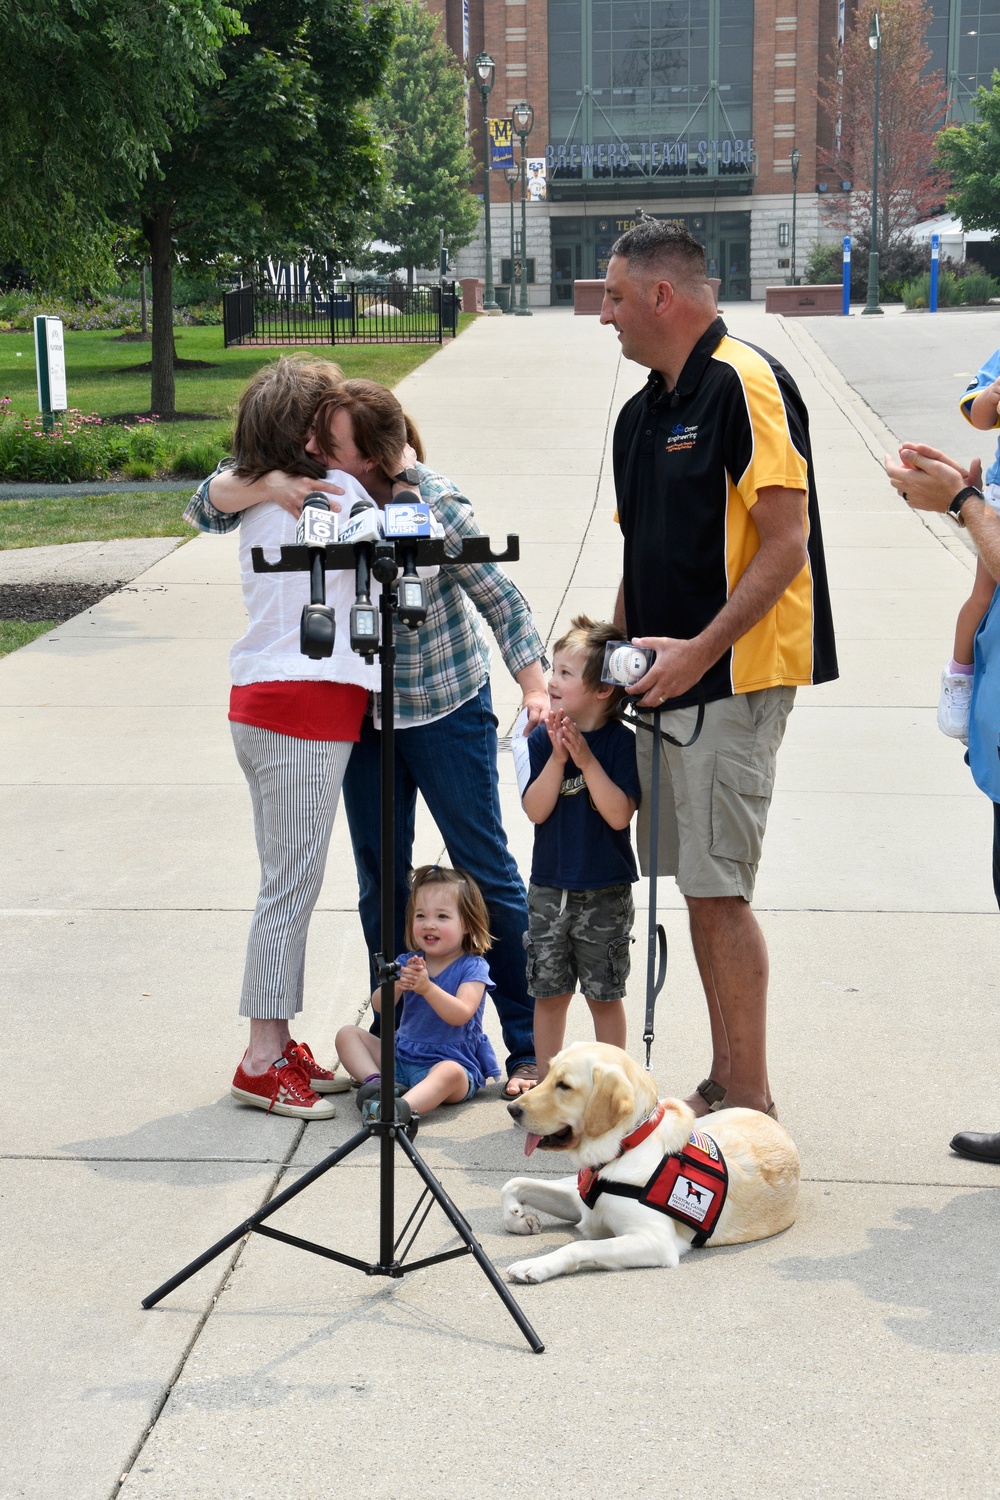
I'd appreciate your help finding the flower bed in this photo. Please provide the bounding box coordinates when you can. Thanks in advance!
[0,400,174,482]
[0,295,222,333]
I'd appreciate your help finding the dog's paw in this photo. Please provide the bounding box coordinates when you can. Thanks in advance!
[507,1257,547,1284]
[503,1202,542,1236]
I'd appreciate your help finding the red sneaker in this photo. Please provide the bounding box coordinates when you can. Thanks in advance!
[231,1055,337,1119]
[283,1039,351,1094]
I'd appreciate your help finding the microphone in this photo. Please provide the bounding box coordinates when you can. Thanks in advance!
[295,491,338,548]
[384,496,433,628]
[298,494,336,660]
[345,498,382,659]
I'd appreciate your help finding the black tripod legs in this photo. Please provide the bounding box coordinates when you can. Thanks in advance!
[141,1124,544,1353]
[141,1126,371,1309]
[396,1129,544,1352]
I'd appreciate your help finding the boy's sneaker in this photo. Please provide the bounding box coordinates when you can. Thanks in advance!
[231,1055,337,1119]
[283,1039,351,1094]
[937,666,973,742]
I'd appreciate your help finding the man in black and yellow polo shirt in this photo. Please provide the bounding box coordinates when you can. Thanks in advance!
[602,219,838,1121]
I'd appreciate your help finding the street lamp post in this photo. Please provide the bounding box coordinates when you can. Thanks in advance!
[863,12,883,315]
[790,146,801,286]
[504,163,520,314]
[511,100,534,316]
[473,52,498,311]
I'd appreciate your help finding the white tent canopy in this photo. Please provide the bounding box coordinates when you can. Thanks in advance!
[909,213,994,257]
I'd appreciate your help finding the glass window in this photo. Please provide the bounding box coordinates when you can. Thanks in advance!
[959,0,1000,87]
[933,0,1000,122]
[548,0,753,184]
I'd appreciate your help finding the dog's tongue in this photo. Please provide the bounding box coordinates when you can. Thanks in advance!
[524,1132,542,1157]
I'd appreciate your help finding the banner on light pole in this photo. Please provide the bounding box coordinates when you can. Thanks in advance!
[488,118,514,169]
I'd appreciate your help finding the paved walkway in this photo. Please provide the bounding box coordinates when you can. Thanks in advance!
[0,537,184,586]
[0,480,196,499]
[2,306,998,1500]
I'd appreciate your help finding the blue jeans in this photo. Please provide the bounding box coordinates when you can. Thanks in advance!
[341,683,535,1075]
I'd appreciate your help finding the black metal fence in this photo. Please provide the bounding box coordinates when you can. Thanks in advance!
[223,280,460,348]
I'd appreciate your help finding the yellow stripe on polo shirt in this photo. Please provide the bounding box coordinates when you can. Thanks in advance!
[712,336,817,693]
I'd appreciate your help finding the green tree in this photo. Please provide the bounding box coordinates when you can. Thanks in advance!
[371,0,480,286]
[124,0,394,416]
[937,72,1000,233]
[818,0,947,254]
[0,0,242,290]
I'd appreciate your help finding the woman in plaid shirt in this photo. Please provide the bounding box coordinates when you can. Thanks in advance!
[190,373,547,1098]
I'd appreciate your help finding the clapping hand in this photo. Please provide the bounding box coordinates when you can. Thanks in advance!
[399,954,430,994]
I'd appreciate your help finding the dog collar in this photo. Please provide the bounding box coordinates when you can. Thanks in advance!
[577,1100,666,1198]
[617,1099,667,1155]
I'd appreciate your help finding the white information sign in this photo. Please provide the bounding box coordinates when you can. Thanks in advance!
[34,316,67,413]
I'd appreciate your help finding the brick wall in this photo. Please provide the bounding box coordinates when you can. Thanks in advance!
[754,0,819,194]
[453,202,552,305]
[749,0,842,296]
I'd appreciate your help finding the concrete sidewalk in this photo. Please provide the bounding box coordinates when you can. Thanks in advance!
[2,306,998,1500]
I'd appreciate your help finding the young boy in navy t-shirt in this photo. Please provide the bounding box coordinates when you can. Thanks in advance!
[520,615,641,1079]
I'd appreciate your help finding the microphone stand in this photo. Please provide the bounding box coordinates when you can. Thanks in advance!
[141,528,544,1355]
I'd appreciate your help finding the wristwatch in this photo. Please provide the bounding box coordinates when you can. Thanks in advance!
[391,467,420,486]
[948,485,982,527]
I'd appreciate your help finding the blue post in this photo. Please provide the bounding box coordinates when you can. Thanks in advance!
[930,233,940,312]
[842,237,851,315]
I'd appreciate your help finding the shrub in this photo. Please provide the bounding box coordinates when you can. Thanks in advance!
[0,404,169,481]
[901,270,963,308]
[125,421,169,470]
[960,270,1000,305]
[169,438,229,477]
[844,234,927,303]
[0,295,196,331]
[803,242,843,284]
[187,300,223,326]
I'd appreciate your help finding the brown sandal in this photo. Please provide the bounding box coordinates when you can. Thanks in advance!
[501,1063,538,1100]
[711,1096,779,1121]
[695,1077,727,1109]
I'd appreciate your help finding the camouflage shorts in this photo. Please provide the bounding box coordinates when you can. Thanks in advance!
[525,883,635,1002]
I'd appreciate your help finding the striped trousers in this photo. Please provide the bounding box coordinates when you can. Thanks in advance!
[231,722,353,1020]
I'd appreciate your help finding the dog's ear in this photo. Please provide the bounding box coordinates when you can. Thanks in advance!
[582,1064,635,1140]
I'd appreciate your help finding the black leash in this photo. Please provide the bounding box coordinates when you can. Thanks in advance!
[622,693,705,1068]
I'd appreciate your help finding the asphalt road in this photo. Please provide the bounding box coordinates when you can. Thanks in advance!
[802,305,1000,464]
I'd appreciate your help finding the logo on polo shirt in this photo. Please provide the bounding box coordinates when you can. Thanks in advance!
[666,423,698,453]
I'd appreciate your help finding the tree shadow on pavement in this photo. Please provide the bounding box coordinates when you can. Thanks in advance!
[61,1100,299,1183]
[778,1190,1000,1353]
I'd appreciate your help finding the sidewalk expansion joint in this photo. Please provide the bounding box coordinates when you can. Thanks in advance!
[2,1153,289,1165]
[804,1175,1000,1191]
[109,1118,308,1500]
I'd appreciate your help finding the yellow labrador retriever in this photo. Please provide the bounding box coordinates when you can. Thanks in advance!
[502,1042,799,1283]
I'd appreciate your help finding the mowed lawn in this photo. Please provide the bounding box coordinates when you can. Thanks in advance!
[0,314,477,609]
[0,317,476,450]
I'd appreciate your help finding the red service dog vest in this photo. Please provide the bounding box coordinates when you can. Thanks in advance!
[577,1127,728,1247]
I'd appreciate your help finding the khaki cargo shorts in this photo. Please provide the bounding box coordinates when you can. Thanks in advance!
[635,686,795,901]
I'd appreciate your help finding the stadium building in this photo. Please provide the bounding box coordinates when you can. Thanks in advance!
[424,0,1000,303]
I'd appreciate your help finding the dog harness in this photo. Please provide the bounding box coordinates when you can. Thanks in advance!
[577,1106,729,1247]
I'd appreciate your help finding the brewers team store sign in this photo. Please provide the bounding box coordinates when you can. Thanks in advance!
[545,137,755,174]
